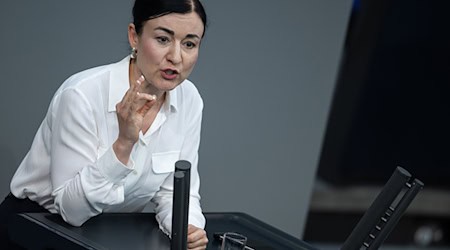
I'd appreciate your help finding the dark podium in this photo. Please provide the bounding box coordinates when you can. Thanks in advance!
[9,212,318,250]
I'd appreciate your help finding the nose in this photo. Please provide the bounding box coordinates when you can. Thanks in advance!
[167,43,182,65]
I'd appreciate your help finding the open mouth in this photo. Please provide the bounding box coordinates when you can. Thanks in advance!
[162,69,179,79]
[165,69,176,75]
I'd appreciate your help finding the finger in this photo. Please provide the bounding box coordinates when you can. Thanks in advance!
[123,75,148,115]
[135,75,145,88]
[187,240,208,250]
[188,246,207,250]
[136,92,156,102]
[187,227,208,249]
[117,75,144,113]
[135,92,157,115]
[119,89,135,112]
[187,239,208,250]
[128,75,144,105]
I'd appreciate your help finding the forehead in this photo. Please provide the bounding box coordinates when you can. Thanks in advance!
[144,12,204,37]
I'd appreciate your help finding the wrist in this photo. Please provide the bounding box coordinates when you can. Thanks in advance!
[113,139,135,165]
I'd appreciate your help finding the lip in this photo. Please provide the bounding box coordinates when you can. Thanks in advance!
[161,68,179,80]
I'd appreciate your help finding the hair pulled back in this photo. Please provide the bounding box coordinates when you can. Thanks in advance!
[132,0,207,36]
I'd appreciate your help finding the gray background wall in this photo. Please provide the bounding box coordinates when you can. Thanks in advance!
[0,0,351,238]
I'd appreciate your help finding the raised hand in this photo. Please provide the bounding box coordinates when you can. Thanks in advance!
[113,75,157,164]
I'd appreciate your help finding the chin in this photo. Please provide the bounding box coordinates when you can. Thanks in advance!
[161,79,184,90]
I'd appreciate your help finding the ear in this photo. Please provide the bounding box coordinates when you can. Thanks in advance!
[128,23,138,49]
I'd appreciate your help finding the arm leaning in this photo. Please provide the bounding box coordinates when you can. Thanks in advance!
[50,88,133,226]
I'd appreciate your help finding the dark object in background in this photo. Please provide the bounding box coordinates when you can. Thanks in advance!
[317,0,450,188]
[306,0,450,247]
[341,167,423,249]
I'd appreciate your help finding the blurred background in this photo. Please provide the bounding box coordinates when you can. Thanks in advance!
[304,0,450,249]
[1,0,449,249]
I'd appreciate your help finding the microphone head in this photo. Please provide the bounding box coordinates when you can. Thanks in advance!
[175,160,191,172]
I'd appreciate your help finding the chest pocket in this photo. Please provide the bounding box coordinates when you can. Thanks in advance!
[152,151,180,174]
[132,150,180,199]
[132,126,185,199]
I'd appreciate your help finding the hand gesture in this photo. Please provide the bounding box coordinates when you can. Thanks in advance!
[113,75,156,164]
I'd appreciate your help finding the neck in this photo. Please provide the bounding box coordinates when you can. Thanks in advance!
[129,59,165,99]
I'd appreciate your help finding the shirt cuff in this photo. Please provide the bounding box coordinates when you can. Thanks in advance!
[97,147,134,184]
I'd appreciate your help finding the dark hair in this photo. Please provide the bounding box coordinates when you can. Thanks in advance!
[132,0,207,37]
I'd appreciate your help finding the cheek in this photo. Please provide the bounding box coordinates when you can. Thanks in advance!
[184,54,199,70]
[139,43,164,65]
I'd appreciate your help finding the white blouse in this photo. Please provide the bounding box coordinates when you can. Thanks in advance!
[10,56,205,235]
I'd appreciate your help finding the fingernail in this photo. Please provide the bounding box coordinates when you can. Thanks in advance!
[136,75,144,84]
[151,95,156,100]
[137,92,141,96]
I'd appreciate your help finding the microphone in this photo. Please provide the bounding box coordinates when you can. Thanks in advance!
[171,160,191,250]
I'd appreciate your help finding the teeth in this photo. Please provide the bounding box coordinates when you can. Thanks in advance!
[166,70,174,75]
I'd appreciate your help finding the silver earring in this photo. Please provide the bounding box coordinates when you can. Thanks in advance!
[131,47,137,59]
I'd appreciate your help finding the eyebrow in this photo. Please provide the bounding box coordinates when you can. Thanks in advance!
[155,27,201,40]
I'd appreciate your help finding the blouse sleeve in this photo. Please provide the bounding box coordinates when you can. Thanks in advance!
[50,88,133,226]
[152,94,206,235]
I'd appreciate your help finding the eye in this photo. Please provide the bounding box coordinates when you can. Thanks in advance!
[184,41,197,49]
[156,36,170,44]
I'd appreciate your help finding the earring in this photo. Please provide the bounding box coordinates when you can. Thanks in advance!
[131,47,137,59]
